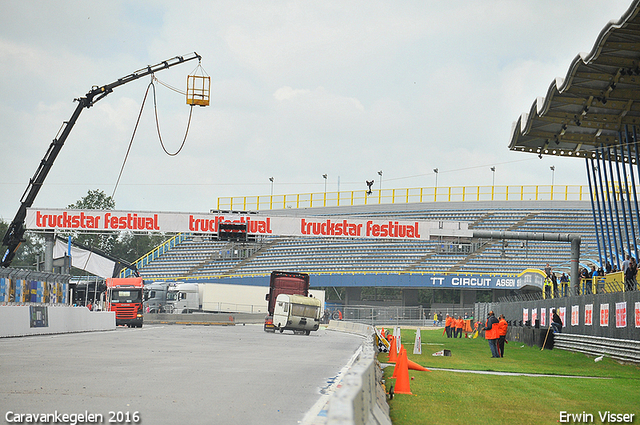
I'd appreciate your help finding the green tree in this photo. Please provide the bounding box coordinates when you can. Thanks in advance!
[65,189,168,269]
[0,219,44,269]
[65,190,117,253]
[111,231,168,263]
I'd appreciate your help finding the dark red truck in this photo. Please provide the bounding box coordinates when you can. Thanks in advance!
[264,271,309,332]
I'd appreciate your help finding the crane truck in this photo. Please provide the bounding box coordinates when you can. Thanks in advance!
[1,53,202,268]
[264,271,321,334]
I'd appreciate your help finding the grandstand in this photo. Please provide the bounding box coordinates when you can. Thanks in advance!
[134,198,597,282]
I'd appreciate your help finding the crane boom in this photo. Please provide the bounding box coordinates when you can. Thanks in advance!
[1,53,202,267]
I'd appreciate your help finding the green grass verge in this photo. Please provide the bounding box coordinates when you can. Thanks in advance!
[380,328,640,425]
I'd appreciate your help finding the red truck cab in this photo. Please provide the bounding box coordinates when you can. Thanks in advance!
[105,277,144,328]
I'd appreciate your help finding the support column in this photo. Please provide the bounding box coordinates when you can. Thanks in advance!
[345,287,362,306]
[460,290,476,309]
[44,231,54,273]
[402,288,420,306]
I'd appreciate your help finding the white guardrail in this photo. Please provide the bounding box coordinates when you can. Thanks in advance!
[302,320,391,425]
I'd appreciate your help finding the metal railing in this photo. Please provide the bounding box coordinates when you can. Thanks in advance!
[121,233,189,278]
[554,334,640,363]
[217,184,596,211]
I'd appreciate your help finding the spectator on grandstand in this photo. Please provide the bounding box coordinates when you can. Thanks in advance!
[622,255,630,275]
[625,257,637,291]
[577,267,590,295]
[606,261,612,274]
[560,273,569,297]
[438,311,443,326]
[587,265,597,294]
[433,312,438,327]
[544,263,552,279]
[552,274,559,298]
[543,276,552,299]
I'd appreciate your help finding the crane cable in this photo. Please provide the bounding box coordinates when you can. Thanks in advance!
[112,76,194,198]
[150,79,194,157]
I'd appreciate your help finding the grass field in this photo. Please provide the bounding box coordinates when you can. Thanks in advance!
[379,328,640,425]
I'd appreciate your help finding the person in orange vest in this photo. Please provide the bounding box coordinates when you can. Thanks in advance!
[455,316,464,338]
[484,311,500,358]
[445,314,453,338]
[497,314,508,357]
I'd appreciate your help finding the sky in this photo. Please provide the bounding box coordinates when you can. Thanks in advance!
[0,0,635,220]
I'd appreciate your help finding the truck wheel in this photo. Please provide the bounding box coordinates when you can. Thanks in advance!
[279,327,284,333]
[305,330,311,335]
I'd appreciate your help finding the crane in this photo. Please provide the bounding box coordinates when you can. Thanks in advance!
[1,53,202,267]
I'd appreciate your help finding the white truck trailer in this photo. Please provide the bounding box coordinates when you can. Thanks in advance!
[162,281,324,315]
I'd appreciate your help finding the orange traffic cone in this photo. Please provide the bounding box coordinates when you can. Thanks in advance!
[407,358,431,372]
[393,347,412,395]
[388,336,398,363]
[391,344,404,378]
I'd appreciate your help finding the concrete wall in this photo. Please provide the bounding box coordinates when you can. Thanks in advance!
[318,321,391,425]
[0,305,115,338]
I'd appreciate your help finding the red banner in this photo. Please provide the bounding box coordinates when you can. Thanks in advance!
[616,302,627,328]
[600,303,609,327]
[584,304,593,326]
[571,305,579,326]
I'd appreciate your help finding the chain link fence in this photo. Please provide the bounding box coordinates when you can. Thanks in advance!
[330,305,475,327]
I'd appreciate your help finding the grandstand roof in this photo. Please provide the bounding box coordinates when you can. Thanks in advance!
[509,0,640,161]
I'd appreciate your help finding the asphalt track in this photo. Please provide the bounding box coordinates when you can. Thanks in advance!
[0,324,364,425]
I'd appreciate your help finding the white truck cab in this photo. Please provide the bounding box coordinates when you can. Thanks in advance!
[165,282,200,313]
[272,293,322,335]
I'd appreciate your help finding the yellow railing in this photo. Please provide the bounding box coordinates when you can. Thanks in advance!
[120,233,188,278]
[217,184,594,211]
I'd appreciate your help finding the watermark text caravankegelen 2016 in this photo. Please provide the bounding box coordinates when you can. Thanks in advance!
[5,410,141,425]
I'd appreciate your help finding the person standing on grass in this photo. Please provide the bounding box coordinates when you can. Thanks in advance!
[445,314,453,338]
[497,314,508,357]
[484,311,500,358]
[455,316,463,338]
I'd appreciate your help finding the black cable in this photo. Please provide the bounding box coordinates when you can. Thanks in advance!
[112,81,153,199]
[151,82,193,156]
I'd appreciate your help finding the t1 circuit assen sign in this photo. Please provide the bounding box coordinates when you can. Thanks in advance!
[24,208,471,241]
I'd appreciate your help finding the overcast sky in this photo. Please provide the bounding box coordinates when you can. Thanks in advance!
[0,0,634,220]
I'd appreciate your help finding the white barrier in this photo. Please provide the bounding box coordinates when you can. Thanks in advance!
[0,305,115,337]
[322,321,392,425]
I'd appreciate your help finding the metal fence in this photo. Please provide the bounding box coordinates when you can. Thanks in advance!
[479,289,640,340]
[334,305,474,327]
